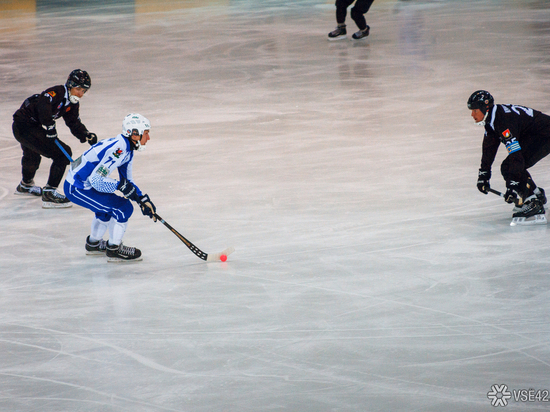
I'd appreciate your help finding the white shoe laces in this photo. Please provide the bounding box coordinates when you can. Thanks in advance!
[119,243,137,256]
[44,188,66,199]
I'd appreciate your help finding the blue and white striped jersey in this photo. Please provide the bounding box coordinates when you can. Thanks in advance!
[66,134,142,196]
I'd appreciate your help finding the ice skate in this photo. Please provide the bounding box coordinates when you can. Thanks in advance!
[106,242,142,263]
[510,198,547,226]
[536,187,547,205]
[85,236,107,256]
[14,180,42,197]
[351,25,370,41]
[512,198,523,212]
[42,186,72,209]
[328,25,347,41]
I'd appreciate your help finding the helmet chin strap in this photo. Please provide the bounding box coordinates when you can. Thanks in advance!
[136,141,146,152]
[474,111,489,126]
[131,132,146,152]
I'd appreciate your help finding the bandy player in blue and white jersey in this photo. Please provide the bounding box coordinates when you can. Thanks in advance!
[64,114,157,262]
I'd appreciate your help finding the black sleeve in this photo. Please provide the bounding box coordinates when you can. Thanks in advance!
[480,130,500,174]
[35,92,56,129]
[62,104,88,142]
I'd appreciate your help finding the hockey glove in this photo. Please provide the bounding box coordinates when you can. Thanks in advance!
[117,177,140,202]
[139,194,157,222]
[477,169,491,194]
[504,180,521,204]
[44,125,58,139]
[477,179,490,194]
[86,132,98,146]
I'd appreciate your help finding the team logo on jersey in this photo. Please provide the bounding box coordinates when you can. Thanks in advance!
[112,148,123,158]
[48,91,56,97]
[65,107,71,112]
[96,165,109,177]
[57,103,63,110]
[502,129,511,138]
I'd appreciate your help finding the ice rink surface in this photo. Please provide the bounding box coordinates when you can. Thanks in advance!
[1,0,550,410]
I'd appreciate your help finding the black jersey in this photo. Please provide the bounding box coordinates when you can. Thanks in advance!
[13,85,88,142]
[480,104,550,182]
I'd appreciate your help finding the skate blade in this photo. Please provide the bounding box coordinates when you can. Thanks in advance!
[86,251,106,256]
[42,201,72,209]
[107,256,143,263]
[510,214,547,226]
[14,191,42,197]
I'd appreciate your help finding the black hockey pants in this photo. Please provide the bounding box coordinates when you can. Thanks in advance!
[501,137,550,193]
[335,0,375,30]
[12,120,72,188]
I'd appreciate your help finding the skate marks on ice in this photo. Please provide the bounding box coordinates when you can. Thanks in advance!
[2,0,550,411]
[0,324,194,412]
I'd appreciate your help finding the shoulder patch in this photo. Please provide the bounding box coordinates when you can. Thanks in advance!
[96,165,110,177]
[48,91,56,97]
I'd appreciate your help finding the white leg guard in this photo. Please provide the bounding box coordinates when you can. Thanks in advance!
[109,220,128,246]
[90,217,109,242]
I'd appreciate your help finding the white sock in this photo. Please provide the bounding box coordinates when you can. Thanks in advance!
[89,217,109,242]
[108,220,128,246]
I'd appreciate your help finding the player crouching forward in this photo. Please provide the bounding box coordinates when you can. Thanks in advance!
[468,90,549,226]
[64,114,157,262]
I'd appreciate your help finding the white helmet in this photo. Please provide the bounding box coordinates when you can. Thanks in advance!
[122,113,150,137]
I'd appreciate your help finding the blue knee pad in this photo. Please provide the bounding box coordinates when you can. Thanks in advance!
[114,197,134,223]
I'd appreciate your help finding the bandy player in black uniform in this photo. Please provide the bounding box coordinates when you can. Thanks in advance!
[468,90,550,225]
[12,69,97,208]
[327,0,375,41]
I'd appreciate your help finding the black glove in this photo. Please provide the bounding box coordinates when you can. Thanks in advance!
[477,169,491,194]
[117,177,140,202]
[139,194,157,222]
[45,124,57,139]
[86,132,98,146]
[504,180,521,204]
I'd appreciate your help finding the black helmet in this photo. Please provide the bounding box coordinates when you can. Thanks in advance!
[66,69,91,89]
[467,90,494,113]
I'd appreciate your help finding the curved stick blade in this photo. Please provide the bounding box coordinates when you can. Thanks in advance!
[206,246,235,262]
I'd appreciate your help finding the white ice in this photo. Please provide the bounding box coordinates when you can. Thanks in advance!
[1,0,550,411]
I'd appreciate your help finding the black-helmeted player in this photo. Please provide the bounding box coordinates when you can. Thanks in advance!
[468,90,550,225]
[12,69,98,208]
